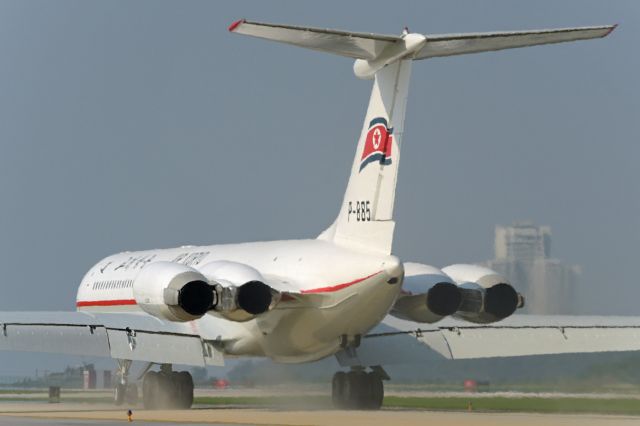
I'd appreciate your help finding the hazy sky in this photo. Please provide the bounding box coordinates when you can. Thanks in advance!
[0,1,638,374]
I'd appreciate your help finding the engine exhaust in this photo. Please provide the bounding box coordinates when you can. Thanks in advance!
[484,283,519,319]
[455,283,519,323]
[426,282,462,316]
[177,280,216,316]
[237,280,273,315]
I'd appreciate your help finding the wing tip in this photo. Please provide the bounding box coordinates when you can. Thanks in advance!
[228,19,246,32]
[604,24,618,37]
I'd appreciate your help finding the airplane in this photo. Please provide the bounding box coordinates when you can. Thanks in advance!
[1,19,637,411]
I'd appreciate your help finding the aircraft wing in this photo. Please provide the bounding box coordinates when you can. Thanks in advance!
[366,315,640,360]
[0,311,224,366]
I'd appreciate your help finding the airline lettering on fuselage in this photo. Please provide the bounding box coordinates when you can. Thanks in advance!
[99,261,112,273]
[114,254,157,271]
[359,117,393,172]
[172,251,209,266]
[101,252,209,274]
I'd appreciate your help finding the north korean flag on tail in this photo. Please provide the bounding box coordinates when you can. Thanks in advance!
[359,117,393,172]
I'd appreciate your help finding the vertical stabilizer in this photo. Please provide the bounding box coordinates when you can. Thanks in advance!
[318,60,412,254]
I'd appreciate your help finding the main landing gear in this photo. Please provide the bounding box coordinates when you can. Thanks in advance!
[114,360,138,406]
[113,361,194,410]
[331,368,384,410]
[142,364,194,410]
[114,382,138,406]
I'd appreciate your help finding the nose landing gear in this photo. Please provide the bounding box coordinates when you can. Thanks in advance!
[331,368,384,410]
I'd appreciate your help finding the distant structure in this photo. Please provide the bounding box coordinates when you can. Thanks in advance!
[482,222,581,314]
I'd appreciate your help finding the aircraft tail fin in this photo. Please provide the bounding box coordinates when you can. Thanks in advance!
[316,59,410,254]
[230,20,616,255]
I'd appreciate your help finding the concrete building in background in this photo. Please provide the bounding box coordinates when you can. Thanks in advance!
[482,222,581,314]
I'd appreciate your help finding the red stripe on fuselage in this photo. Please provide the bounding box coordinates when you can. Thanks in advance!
[76,299,137,307]
[300,271,382,294]
[76,271,383,307]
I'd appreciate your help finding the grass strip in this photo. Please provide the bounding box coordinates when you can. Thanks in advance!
[195,395,640,415]
[383,396,640,415]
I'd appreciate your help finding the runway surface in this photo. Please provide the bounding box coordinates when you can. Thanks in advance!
[1,402,640,426]
[0,418,236,426]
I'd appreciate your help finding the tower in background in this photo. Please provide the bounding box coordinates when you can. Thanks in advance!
[483,222,581,314]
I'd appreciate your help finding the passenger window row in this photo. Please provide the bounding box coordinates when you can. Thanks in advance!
[92,280,133,290]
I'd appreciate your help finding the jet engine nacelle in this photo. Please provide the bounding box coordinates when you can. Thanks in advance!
[199,260,278,322]
[132,261,216,322]
[442,264,523,324]
[390,263,462,324]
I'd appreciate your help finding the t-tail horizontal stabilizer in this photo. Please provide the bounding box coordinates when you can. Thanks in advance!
[229,20,616,79]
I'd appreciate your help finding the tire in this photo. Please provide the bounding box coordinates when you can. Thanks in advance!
[114,383,126,406]
[342,372,355,409]
[331,372,347,409]
[354,372,370,409]
[155,372,174,408]
[142,371,159,410]
[355,373,371,409]
[366,372,384,410]
[175,371,194,409]
[344,371,366,409]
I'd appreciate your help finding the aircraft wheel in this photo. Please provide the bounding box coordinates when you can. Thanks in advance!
[156,371,175,408]
[174,371,194,409]
[114,383,126,406]
[366,372,384,410]
[331,372,347,409]
[142,371,160,409]
[355,371,372,409]
[341,372,356,409]
[344,371,368,409]
[331,370,384,410]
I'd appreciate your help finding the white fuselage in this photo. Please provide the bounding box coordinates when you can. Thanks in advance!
[76,239,404,363]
